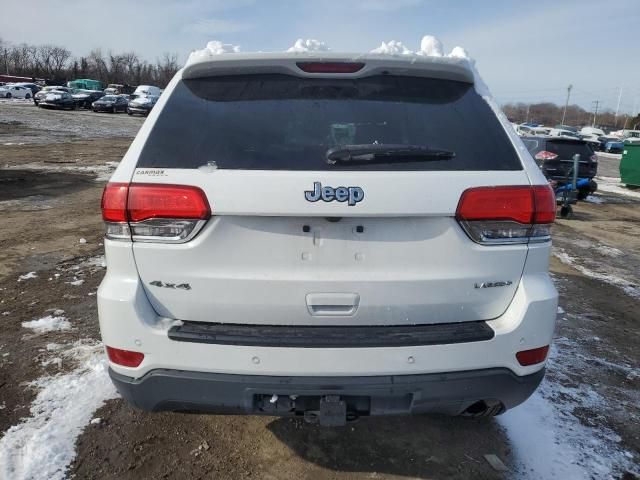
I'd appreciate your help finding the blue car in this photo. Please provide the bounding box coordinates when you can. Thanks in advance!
[604,140,624,153]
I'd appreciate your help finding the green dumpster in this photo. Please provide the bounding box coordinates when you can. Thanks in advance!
[620,143,640,187]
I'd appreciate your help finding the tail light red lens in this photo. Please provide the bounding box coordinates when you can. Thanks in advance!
[456,185,555,245]
[296,62,365,73]
[535,151,559,161]
[101,183,129,222]
[127,184,210,222]
[106,346,144,367]
[101,183,211,243]
[516,345,549,366]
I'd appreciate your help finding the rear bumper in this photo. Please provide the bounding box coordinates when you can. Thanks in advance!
[109,366,545,416]
[99,240,557,379]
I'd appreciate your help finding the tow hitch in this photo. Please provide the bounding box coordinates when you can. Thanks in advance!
[310,395,348,427]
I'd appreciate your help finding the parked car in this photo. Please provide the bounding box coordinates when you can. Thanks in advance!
[73,89,105,109]
[554,124,578,133]
[133,85,161,97]
[33,86,72,105]
[604,140,625,154]
[127,95,158,116]
[523,136,598,199]
[38,91,76,110]
[13,82,41,95]
[100,51,558,424]
[68,78,103,91]
[517,125,549,137]
[0,85,33,99]
[548,128,581,139]
[580,126,605,137]
[92,95,129,113]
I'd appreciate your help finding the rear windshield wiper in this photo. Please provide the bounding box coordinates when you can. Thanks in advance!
[326,144,455,165]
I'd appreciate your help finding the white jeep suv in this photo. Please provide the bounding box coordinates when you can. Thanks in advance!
[98,51,557,426]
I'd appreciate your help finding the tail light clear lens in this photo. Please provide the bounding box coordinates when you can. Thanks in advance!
[101,183,211,243]
[534,151,559,161]
[456,185,555,245]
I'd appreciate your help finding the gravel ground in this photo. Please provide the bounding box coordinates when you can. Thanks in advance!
[0,101,638,480]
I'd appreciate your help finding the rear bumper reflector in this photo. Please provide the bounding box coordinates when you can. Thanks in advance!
[168,320,495,348]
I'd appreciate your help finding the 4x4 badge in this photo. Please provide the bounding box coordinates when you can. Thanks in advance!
[150,281,191,291]
[304,182,364,206]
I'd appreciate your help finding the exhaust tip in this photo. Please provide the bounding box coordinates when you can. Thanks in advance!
[461,400,504,418]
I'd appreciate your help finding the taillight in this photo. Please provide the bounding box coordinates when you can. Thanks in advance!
[456,185,555,245]
[534,151,558,161]
[516,345,549,366]
[106,346,144,367]
[296,62,365,73]
[101,183,211,243]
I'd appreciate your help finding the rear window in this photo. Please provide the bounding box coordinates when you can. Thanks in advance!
[137,74,521,171]
[545,141,594,160]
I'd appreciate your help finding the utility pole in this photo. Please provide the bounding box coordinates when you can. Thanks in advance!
[614,87,622,127]
[592,100,600,127]
[561,84,572,125]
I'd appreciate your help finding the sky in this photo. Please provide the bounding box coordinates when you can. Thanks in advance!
[1,0,638,113]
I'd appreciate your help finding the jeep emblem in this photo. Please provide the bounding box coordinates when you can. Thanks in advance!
[304,182,364,206]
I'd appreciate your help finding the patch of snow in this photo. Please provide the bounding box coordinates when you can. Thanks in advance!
[584,195,604,204]
[371,40,412,55]
[21,315,71,334]
[18,272,37,281]
[78,238,86,245]
[554,248,640,298]
[417,35,443,57]
[557,306,565,314]
[0,342,118,480]
[287,38,330,53]
[595,245,623,257]
[66,278,84,286]
[500,333,637,478]
[89,418,101,425]
[596,176,640,199]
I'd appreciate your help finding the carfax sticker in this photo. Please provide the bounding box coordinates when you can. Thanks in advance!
[135,169,167,176]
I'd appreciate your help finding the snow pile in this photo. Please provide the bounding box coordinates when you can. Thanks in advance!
[448,46,470,59]
[18,271,37,281]
[417,35,444,57]
[287,38,330,53]
[187,40,241,64]
[371,40,413,55]
[22,314,71,334]
[500,333,637,478]
[0,341,118,480]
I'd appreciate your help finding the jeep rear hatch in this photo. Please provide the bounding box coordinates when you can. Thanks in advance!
[117,72,547,326]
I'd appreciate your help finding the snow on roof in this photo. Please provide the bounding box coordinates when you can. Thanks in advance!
[287,38,330,53]
[370,40,413,55]
[186,35,471,67]
[182,35,493,99]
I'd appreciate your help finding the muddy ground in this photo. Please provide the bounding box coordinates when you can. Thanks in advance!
[0,101,638,479]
